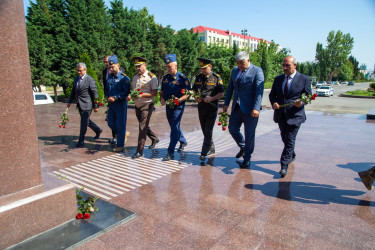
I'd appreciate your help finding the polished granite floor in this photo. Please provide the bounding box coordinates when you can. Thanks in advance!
[33,102,375,249]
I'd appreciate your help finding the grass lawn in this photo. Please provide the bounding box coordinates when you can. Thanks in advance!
[345,89,375,96]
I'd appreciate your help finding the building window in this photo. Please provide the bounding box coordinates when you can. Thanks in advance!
[209,36,211,43]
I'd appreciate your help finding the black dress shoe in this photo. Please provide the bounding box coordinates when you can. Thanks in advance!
[240,160,250,168]
[149,138,159,149]
[163,153,174,161]
[109,138,117,145]
[236,149,244,158]
[76,141,85,148]
[131,152,143,159]
[177,142,187,152]
[94,129,102,140]
[199,155,206,161]
[291,156,296,163]
[207,148,215,155]
[279,169,287,178]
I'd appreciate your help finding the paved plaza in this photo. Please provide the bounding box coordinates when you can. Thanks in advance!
[34,99,375,249]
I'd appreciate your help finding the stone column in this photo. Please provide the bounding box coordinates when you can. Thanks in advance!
[0,1,77,248]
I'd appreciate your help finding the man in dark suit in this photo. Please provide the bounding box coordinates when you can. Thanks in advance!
[269,56,312,177]
[67,62,102,148]
[223,51,264,168]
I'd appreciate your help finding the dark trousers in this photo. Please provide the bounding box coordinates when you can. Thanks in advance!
[198,103,218,156]
[78,107,101,142]
[107,102,128,147]
[135,102,158,153]
[278,117,300,170]
[228,104,259,161]
[166,103,186,156]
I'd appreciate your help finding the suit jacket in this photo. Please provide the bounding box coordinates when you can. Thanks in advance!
[102,68,110,95]
[269,71,311,125]
[68,74,98,110]
[224,64,264,114]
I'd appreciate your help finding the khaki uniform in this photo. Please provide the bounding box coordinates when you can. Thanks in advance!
[131,70,159,153]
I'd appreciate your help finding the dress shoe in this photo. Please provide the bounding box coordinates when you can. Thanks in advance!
[236,149,244,158]
[109,138,117,145]
[163,153,174,161]
[131,152,143,159]
[113,147,125,152]
[199,155,206,161]
[240,160,250,168]
[279,169,287,178]
[149,138,159,149]
[177,142,187,152]
[76,141,85,148]
[358,167,375,190]
[94,129,102,140]
[291,155,296,163]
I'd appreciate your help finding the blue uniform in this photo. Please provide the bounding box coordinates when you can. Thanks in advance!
[106,71,131,147]
[161,71,191,156]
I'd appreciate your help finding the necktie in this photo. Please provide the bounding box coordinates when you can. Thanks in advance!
[284,76,289,95]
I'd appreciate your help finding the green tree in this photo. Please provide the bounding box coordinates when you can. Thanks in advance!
[315,30,354,81]
[338,60,354,81]
[348,55,361,80]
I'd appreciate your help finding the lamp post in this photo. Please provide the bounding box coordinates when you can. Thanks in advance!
[241,28,248,48]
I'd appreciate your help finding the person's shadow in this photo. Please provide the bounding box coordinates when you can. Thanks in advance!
[337,162,375,184]
[245,181,374,206]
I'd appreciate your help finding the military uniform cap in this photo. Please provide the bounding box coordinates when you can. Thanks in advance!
[132,56,148,66]
[165,54,177,64]
[108,55,119,65]
[197,57,212,68]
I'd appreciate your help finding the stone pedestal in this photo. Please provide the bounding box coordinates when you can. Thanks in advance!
[0,1,77,248]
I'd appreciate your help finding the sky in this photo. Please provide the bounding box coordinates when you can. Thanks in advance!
[23,0,375,73]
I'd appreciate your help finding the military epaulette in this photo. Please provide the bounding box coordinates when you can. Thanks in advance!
[148,71,155,77]
[121,72,127,77]
[212,72,220,77]
[180,73,186,78]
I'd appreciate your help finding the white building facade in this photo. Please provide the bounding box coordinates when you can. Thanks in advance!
[192,26,271,52]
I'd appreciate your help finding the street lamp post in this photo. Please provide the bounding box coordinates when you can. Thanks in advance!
[241,28,248,48]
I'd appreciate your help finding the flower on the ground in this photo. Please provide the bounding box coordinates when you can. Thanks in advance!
[222,127,226,131]
[76,213,83,219]
[76,187,99,219]
[83,213,90,219]
[218,122,221,126]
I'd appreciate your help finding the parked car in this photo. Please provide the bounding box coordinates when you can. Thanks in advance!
[33,92,54,105]
[331,81,340,85]
[312,81,317,87]
[316,81,326,89]
[316,85,334,96]
[341,81,348,84]
[348,81,355,85]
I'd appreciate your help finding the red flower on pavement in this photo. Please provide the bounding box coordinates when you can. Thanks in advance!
[83,213,90,219]
[59,125,62,128]
[63,125,66,128]
[222,127,226,131]
[218,122,221,126]
[76,213,83,219]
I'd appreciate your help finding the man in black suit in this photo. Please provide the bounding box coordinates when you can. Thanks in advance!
[269,56,311,177]
[67,62,102,148]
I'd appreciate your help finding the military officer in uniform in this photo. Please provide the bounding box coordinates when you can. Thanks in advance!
[193,58,224,161]
[105,55,131,152]
[160,54,191,161]
[130,56,159,159]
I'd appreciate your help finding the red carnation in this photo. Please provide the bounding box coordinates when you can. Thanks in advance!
[99,102,104,106]
[59,124,62,128]
[95,101,98,104]
[137,88,141,91]
[140,92,143,95]
[313,93,318,97]
[76,213,83,219]
[181,89,185,94]
[174,100,179,106]
[311,96,316,100]
[218,122,221,126]
[83,213,90,219]
[222,127,226,131]
[63,125,66,128]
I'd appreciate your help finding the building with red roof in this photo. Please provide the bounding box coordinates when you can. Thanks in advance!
[192,26,271,52]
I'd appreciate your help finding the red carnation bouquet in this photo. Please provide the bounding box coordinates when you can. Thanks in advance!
[279,93,317,108]
[130,88,143,99]
[75,187,99,220]
[95,98,109,121]
[218,112,230,131]
[59,108,69,128]
[166,95,180,109]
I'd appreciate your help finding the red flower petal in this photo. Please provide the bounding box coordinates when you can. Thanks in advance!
[63,126,66,128]
[181,89,185,94]
[222,127,226,131]
[59,125,62,128]
[137,88,141,91]
[76,213,83,219]
[218,122,221,126]
[100,103,103,106]
[83,213,90,219]
[312,96,315,100]
[140,92,143,95]
[95,101,98,104]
